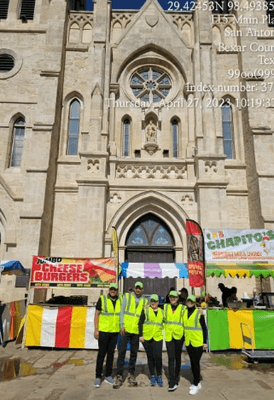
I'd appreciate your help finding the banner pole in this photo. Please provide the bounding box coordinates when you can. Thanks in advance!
[112,226,119,287]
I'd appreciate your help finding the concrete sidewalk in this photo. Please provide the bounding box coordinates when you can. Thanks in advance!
[1,341,274,400]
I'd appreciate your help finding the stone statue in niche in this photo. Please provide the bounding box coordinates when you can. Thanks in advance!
[146,120,157,142]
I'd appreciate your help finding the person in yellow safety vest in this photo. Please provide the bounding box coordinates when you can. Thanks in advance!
[164,290,185,392]
[94,282,121,388]
[183,295,208,396]
[139,294,164,387]
[113,281,148,389]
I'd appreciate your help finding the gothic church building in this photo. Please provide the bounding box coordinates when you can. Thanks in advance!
[1,0,274,294]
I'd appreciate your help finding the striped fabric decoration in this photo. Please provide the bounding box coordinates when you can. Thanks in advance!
[0,300,26,344]
[120,263,188,279]
[25,305,98,349]
[207,309,274,351]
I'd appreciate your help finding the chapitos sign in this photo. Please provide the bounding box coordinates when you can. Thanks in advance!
[205,229,274,263]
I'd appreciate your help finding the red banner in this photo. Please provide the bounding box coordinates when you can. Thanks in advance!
[30,256,116,288]
[186,219,205,287]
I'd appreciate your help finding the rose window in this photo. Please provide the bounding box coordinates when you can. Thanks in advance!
[130,67,172,103]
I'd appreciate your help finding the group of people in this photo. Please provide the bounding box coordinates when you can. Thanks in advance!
[94,281,207,395]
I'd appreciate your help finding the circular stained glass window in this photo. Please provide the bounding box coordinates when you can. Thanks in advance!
[131,67,171,103]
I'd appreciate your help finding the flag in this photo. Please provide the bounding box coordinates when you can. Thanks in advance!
[186,219,205,287]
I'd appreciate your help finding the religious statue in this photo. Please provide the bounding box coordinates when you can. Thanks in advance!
[146,120,157,142]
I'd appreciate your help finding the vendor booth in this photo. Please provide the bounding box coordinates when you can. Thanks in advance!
[205,229,274,351]
[23,260,189,349]
[23,257,117,349]
[0,260,27,345]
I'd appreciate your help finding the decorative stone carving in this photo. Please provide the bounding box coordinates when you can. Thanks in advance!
[110,192,121,203]
[146,120,157,142]
[108,141,117,156]
[111,13,133,29]
[205,161,218,175]
[181,194,194,207]
[68,13,93,44]
[145,14,159,27]
[87,159,100,173]
[116,165,187,179]
[144,120,159,155]
[171,14,193,44]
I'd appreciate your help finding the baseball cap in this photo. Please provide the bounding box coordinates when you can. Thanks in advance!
[109,282,118,290]
[187,295,196,302]
[150,294,159,301]
[169,290,179,297]
[135,281,143,289]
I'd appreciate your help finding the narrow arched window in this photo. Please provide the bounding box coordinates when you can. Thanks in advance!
[67,99,80,155]
[222,103,234,159]
[0,0,10,19]
[10,117,25,167]
[123,119,130,156]
[172,120,178,158]
[20,0,36,20]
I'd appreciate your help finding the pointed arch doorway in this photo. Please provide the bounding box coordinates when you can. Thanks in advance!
[124,213,176,295]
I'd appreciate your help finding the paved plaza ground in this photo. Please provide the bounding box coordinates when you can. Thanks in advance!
[1,341,274,400]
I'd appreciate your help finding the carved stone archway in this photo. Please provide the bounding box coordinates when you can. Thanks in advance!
[107,190,189,263]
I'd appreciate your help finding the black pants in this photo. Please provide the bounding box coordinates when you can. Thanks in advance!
[166,338,183,386]
[95,331,119,378]
[186,344,203,386]
[116,332,139,376]
[143,339,163,376]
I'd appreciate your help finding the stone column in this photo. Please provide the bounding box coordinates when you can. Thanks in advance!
[193,9,229,228]
[109,84,119,142]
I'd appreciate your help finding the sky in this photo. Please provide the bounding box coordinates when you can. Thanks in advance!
[85,0,174,11]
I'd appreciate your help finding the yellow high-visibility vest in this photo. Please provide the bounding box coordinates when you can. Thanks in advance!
[183,308,203,347]
[98,295,121,333]
[143,307,164,341]
[124,293,148,334]
[164,303,184,342]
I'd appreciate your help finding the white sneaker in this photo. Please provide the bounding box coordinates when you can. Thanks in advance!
[189,383,201,390]
[189,384,195,389]
[189,385,200,395]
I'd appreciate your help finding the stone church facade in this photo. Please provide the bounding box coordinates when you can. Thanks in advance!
[1,0,274,294]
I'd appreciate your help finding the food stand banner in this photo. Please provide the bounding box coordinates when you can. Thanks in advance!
[25,305,98,349]
[207,309,274,351]
[205,229,274,263]
[186,219,205,287]
[30,257,116,288]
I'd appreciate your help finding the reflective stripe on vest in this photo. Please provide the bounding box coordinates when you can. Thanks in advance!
[124,293,148,334]
[183,308,203,347]
[164,303,184,342]
[98,295,121,333]
[143,307,164,341]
